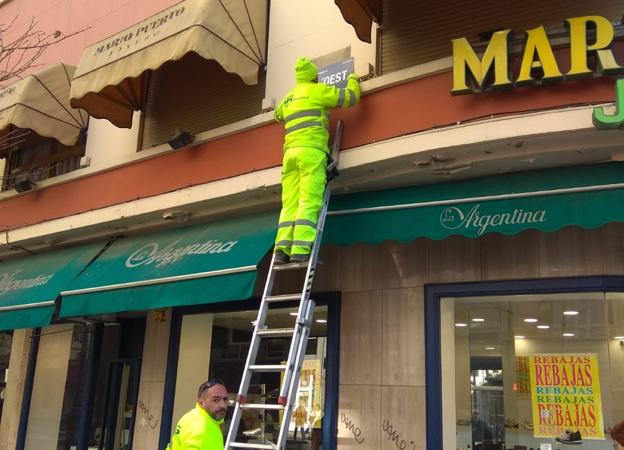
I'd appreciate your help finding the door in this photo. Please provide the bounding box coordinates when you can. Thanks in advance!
[84,318,145,450]
[99,359,141,450]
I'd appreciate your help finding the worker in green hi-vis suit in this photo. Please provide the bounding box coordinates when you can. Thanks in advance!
[167,380,228,450]
[273,57,361,263]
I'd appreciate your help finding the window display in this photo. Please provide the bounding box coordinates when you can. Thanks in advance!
[441,292,624,450]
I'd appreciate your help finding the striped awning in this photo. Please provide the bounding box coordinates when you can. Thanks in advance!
[0,64,87,157]
[70,0,267,128]
[334,0,382,43]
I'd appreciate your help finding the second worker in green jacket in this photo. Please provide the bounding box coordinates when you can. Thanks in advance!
[274,57,361,263]
[167,379,229,450]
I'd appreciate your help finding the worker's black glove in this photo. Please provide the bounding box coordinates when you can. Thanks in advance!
[326,157,339,182]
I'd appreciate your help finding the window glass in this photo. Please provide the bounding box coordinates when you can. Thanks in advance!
[0,331,13,426]
[173,306,328,450]
[24,324,85,450]
[1,130,86,191]
[442,292,624,450]
[23,319,145,450]
[86,319,145,450]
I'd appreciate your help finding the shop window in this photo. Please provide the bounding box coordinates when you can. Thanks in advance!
[172,306,329,450]
[23,324,88,450]
[1,129,85,192]
[22,318,145,450]
[83,318,145,450]
[378,0,624,74]
[440,292,624,450]
[0,331,13,427]
[140,52,266,149]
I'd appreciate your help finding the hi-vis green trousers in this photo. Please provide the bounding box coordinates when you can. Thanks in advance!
[275,147,327,258]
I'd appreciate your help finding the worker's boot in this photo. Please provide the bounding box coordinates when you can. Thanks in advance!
[274,249,290,264]
[290,253,310,263]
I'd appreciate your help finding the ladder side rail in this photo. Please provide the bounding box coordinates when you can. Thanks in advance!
[276,301,316,449]
[226,254,280,448]
[228,120,343,450]
[276,120,343,402]
[275,180,328,402]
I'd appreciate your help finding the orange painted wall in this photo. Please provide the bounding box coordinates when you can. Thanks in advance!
[1,0,621,231]
[0,71,617,231]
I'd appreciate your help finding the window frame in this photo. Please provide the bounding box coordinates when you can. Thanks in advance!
[1,129,85,191]
[425,276,624,450]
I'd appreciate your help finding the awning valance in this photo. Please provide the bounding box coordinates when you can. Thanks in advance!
[69,0,268,128]
[0,243,104,330]
[59,211,276,318]
[324,163,624,244]
[335,0,382,43]
[0,63,87,155]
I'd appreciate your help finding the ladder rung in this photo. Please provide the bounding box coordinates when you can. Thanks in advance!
[272,262,308,271]
[256,328,295,337]
[229,443,277,449]
[249,364,287,372]
[225,121,342,450]
[266,293,300,303]
[240,403,285,411]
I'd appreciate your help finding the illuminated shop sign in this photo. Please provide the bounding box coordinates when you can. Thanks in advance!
[451,15,623,95]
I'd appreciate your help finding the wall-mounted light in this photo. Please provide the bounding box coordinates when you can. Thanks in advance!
[167,128,195,150]
[14,178,37,193]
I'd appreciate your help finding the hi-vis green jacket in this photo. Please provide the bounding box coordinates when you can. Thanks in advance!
[274,74,361,153]
[167,403,224,450]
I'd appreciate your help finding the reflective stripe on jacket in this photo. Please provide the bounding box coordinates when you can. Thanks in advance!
[274,74,361,153]
[167,403,224,450]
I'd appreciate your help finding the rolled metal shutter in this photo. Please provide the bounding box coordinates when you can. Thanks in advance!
[380,0,624,74]
[141,52,265,149]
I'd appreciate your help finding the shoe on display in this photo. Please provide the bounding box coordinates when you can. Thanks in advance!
[242,428,262,436]
[555,430,583,445]
[274,249,290,264]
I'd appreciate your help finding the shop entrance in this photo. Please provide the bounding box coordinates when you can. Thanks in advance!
[97,359,141,450]
[86,318,145,450]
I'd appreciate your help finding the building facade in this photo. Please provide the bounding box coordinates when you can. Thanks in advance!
[0,1,623,450]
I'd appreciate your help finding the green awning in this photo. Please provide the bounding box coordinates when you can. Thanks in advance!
[0,244,104,330]
[324,163,624,245]
[60,211,277,318]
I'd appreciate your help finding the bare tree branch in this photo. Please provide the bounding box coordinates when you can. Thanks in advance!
[0,15,88,86]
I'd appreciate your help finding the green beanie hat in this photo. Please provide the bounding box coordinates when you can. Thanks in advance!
[294,57,318,82]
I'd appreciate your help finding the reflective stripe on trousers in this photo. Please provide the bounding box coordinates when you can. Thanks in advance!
[275,147,327,256]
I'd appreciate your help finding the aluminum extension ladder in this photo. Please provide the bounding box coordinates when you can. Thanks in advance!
[225,120,344,450]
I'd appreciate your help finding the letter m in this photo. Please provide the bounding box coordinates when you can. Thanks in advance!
[452,30,512,95]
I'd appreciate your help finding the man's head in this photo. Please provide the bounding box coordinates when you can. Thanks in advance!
[471,409,480,421]
[197,379,229,421]
[294,57,318,83]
